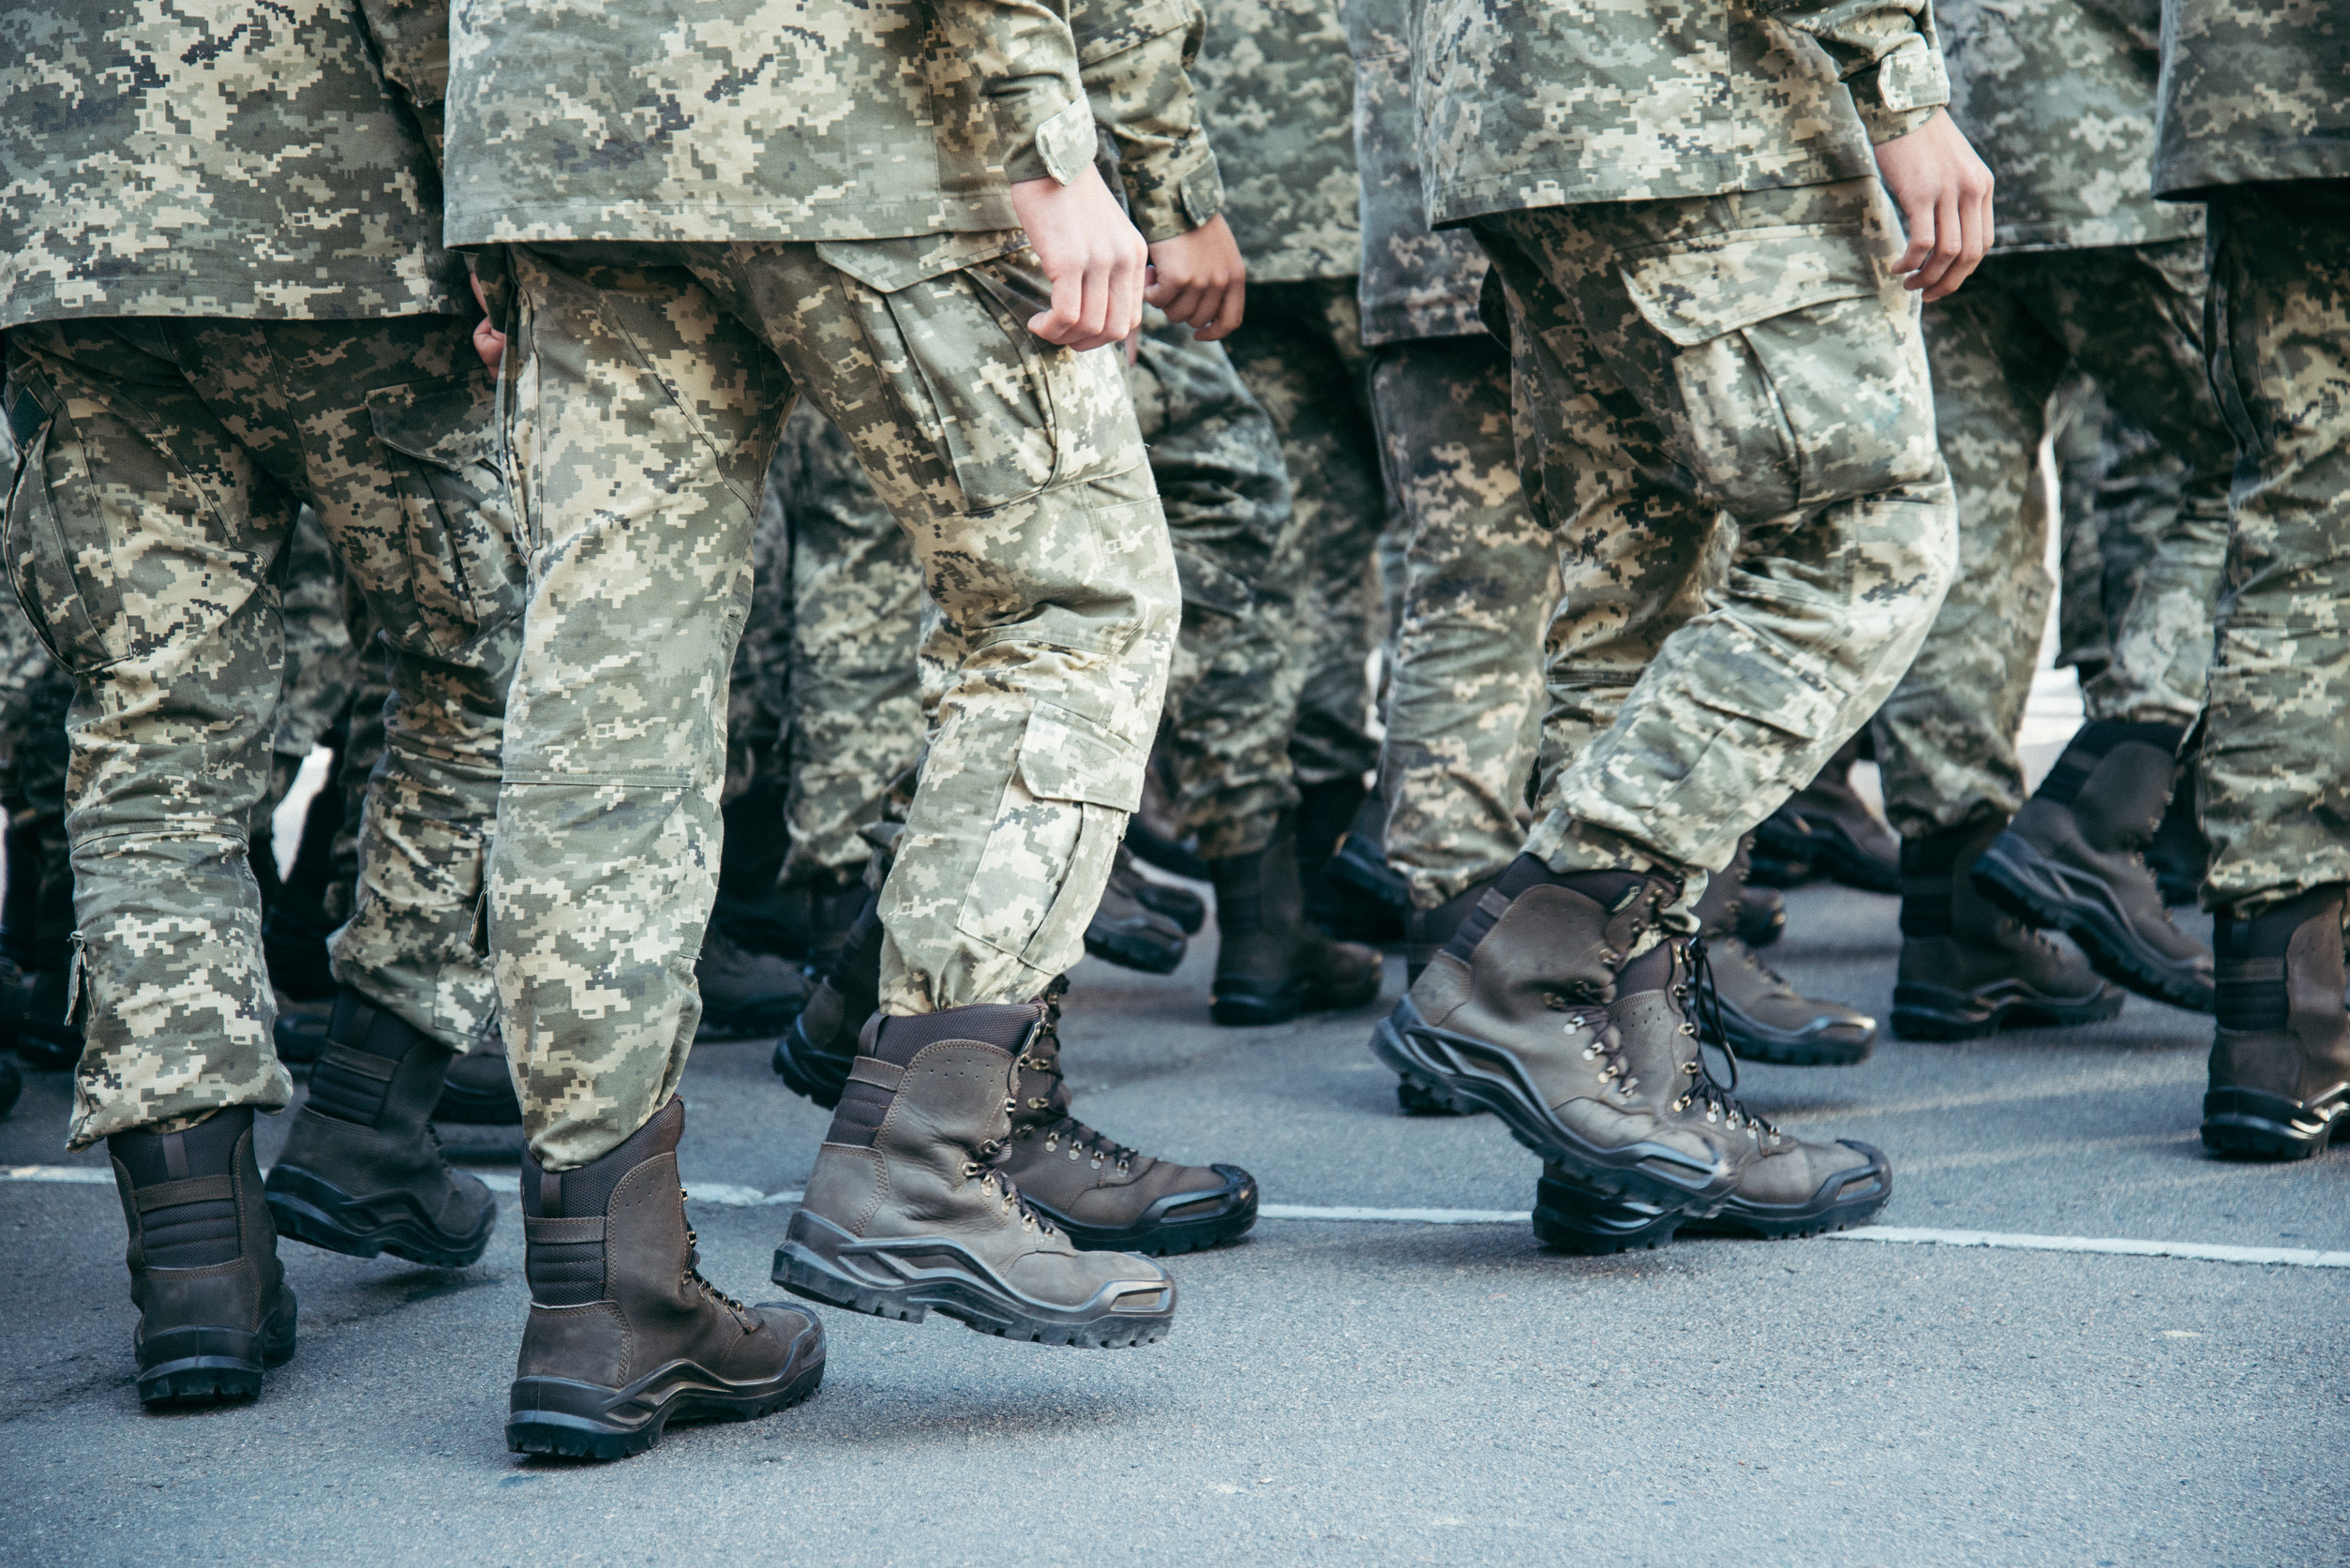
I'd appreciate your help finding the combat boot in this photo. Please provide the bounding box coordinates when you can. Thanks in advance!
[695,928,813,1041]
[1891,817,2124,1040]
[434,1038,522,1126]
[771,890,884,1108]
[995,980,1256,1254]
[107,1106,298,1406]
[1534,939,1893,1252]
[1115,844,1205,933]
[1371,856,1737,1217]
[1207,813,1382,1027]
[508,1098,825,1459]
[773,1002,1177,1347]
[1689,839,1876,1067]
[1083,855,1190,974]
[1972,722,2214,1012]
[1755,743,1900,893]
[1386,874,1503,1114]
[2204,887,2350,1159]
[263,990,497,1266]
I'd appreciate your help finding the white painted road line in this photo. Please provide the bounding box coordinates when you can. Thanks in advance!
[6,1166,2343,1266]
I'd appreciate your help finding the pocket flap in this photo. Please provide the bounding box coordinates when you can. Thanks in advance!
[815,232,1025,295]
[1015,701,1145,813]
[1616,225,1881,348]
[365,372,499,471]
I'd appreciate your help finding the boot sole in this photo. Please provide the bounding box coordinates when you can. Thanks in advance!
[507,1354,824,1461]
[1531,1165,1685,1254]
[1675,1141,1895,1240]
[1371,996,1737,1217]
[1024,1164,1258,1258]
[265,1164,497,1269]
[137,1289,298,1407]
[1210,970,1383,1028]
[1971,834,2215,1013]
[1709,997,1875,1067]
[772,1210,1175,1348]
[1396,1075,1481,1116]
[1890,978,2126,1041]
[1083,925,1187,975]
[2200,1088,2346,1162]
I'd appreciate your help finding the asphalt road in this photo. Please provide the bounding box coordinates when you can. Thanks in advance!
[2,880,2343,1567]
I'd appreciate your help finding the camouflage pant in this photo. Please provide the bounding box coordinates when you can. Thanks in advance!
[497,240,1175,1170]
[2,315,520,1149]
[2049,374,2195,708]
[1371,331,1552,909]
[2194,186,2350,915]
[1476,177,1956,899]
[1869,238,2231,838]
[1175,277,1387,857]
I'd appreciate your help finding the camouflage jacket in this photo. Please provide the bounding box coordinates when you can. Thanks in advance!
[1348,0,1485,343]
[2154,0,2350,195]
[1417,0,1953,226]
[443,0,1101,246]
[1081,0,1227,241]
[1943,0,2197,253]
[1192,0,1362,280]
[0,0,457,330]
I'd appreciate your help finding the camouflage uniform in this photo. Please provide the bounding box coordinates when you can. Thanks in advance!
[1865,0,2234,839]
[2155,0,2350,915]
[1,0,522,1149]
[1347,0,1549,911]
[448,0,1185,1171]
[1420,0,1959,900]
[2049,374,2194,710]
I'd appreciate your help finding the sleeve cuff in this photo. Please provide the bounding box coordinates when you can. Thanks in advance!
[1006,97,1100,186]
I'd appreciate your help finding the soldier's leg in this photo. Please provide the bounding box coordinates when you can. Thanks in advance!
[1392,179,1951,1249]
[2051,371,2117,684]
[2195,185,2350,1160]
[1,651,81,1072]
[1968,242,2226,1015]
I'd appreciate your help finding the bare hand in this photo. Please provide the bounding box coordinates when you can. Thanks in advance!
[1010,166,1150,351]
[471,274,506,372]
[1872,109,1995,303]
[1144,214,1246,340]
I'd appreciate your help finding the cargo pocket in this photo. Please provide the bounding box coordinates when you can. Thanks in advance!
[951,700,1145,970]
[365,369,522,655]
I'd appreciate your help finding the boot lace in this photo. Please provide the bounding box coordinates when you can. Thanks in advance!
[679,1188,756,1325]
[1671,939,1783,1145]
[958,1149,1062,1237]
[1541,982,1634,1098]
[1012,978,1139,1174]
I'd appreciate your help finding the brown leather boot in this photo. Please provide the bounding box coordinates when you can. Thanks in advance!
[507,1098,824,1459]
[1536,939,1893,1252]
[1389,874,1502,1114]
[774,1002,1176,1347]
[1754,740,1899,893]
[1689,836,1876,1067]
[1208,813,1382,1027]
[264,990,497,1267]
[994,981,1255,1255]
[1973,722,2214,1011]
[1371,856,1737,1217]
[2205,886,2350,1159]
[108,1106,297,1406]
[1083,855,1190,974]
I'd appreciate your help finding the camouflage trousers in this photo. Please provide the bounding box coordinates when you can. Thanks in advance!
[1476,177,1956,903]
[497,240,1175,1170]
[1371,330,1552,909]
[2194,186,2350,915]
[1176,277,1388,858]
[1869,238,2231,838]
[2049,374,2195,710]
[2,315,520,1149]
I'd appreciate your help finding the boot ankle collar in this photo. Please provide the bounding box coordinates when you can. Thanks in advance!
[868,1003,1042,1066]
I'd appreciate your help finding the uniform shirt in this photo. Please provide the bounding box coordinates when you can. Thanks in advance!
[1417,0,1953,227]
[0,0,455,330]
[1943,0,2198,252]
[2154,0,2350,195]
[1191,0,1362,280]
[1348,0,1485,343]
[442,0,1097,246]
[1080,0,1227,241]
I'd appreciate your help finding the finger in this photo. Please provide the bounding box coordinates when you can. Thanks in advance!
[1917,187,1964,300]
[1125,329,1142,367]
[1893,196,1935,283]
[1030,261,1090,345]
[1108,238,1146,342]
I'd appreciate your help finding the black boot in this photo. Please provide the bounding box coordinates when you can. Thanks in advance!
[1755,740,1899,893]
[433,1038,523,1125]
[2205,887,2350,1159]
[1690,837,1876,1067]
[1208,813,1383,1027]
[108,1107,298,1406]
[1299,779,1404,943]
[263,990,497,1266]
[1972,721,2214,1011]
[1082,849,1190,974]
[771,890,883,1108]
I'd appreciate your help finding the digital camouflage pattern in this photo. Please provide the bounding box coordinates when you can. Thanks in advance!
[1417,0,1950,226]
[2193,187,2350,914]
[2154,0,2350,195]
[1345,0,1485,345]
[1940,0,2198,253]
[2050,373,2194,692]
[494,241,1175,1169]
[1191,0,1361,279]
[1373,333,1551,908]
[1870,238,2230,839]
[0,0,457,329]
[1478,177,1955,898]
[3,315,521,1147]
[1079,0,1228,240]
[272,508,362,769]
[443,0,1100,246]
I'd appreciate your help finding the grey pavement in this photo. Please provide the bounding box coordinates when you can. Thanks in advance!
[1,881,2343,1566]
